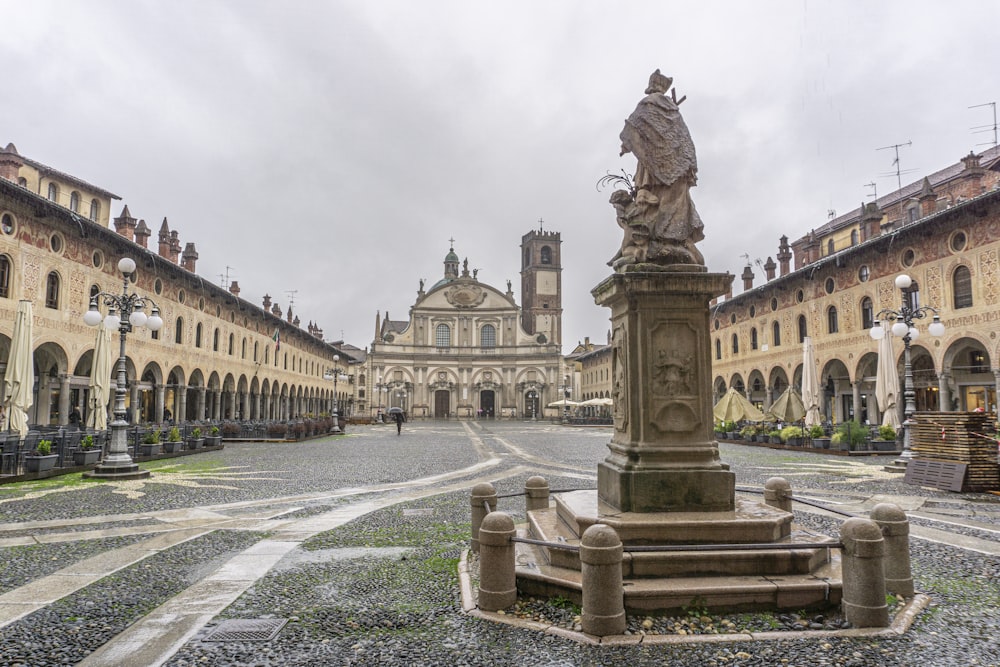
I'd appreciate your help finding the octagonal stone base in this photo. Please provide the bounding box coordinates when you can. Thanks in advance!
[598,462,736,513]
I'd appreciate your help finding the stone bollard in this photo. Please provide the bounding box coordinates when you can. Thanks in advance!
[840,517,889,628]
[580,524,626,636]
[763,477,793,513]
[470,482,497,553]
[477,511,517,611]
[524,476,550,512]
[871,503,915,597]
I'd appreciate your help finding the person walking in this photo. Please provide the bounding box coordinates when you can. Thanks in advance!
[393,410,405,435]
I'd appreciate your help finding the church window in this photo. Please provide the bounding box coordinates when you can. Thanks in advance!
[827,239,834,255]
[827,306,838,333]
[750,327,758,350]
[480,324,496,349]
[540,246,552,264]
[213,328,219,351]
[175,317,184,344]
[851,229,858,246]
[89,199,100,221]
[731,334,739,354]
[797,315,807,343]
[0,255,10,298]
[47,182,59,202]
[70,191,80,212]
[195,323,203,348]
[715,338,721,360]
[436,323,451,348]
[229,333,235,355]
[861,297,874,330]
[772,321,781,346]
[242,337,247,358]
[953,266,973,309]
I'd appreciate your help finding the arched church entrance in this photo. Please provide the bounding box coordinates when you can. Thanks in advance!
[479,390,495,418]
[434,390,450,419]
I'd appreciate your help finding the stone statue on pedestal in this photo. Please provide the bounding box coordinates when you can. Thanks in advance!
[610,69,704,269]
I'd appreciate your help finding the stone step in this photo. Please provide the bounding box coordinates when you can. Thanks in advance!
[514,539,843,614]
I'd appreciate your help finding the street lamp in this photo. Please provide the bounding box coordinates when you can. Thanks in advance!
[559,374,571,424]
[83,257,162,479]
[325,354,347,434]
[869,273,946,463]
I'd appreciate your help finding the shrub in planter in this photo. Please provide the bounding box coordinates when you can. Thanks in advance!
[73,434,102,466]
[205,425,222,446]
[739,425,757,440]
[878,424,897,441]
[187,427,204,449]
[26,439,58,472]
[767,429,782,444]
[834,421,867,451]
[163,426,184,453]
[807,425,826,439]
[291,422,306,439]
[779,425,805,446]
[871,424,898,451]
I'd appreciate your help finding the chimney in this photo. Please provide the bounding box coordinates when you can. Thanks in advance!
[181,242,198,272]
[229,280,240,297]
[169,230,182,263]
[860,201,882,242]
[262,293,272,309]
[741,264,754,291]
[918,177,937,217]
[959,151,985,197]
[272,303,282,317]
[113,205,137,241]
[293,315,300,327]
[0,143,24,182]
[777,235,792,276]
[134,219,150,248]
[158,218,171,258]
[764,256,776,281]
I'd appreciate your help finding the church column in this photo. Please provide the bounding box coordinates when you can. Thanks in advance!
[852,381,861,423]
[129,382,140,423]
[938,372,951,412]
[178,388,188,423]
[764,385,774,411]
[197,387,207,421]
[214,389,223,420]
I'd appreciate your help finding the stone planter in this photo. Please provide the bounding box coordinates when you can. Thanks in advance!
[871,440,896,452]
[811,437,831,449]
[139,443,160,457]
[25,454,58,473]
[163,440,183,453]
[205,435,222,447]
[72,448,101,466]
[785,437,803,447]
[186,437,205,450]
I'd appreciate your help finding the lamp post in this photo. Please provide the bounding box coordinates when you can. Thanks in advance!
[869,273,946,463]
[374,376,386,422]
[325,355,347,434]
[83,257,162,479]
[559,374,571,424]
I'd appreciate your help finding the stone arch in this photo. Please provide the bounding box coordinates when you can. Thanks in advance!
[747,369,767,407]
[943,336,993,411]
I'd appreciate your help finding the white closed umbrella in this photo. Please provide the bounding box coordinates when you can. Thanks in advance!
[88,325,112,431]
[547,398,580,408]
[3,300,34,437]
[801,337,823,427]
[580,397,613,407]
[874,320,902,430]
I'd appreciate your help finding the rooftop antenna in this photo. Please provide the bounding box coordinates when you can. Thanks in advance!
[827,209,836,220]
[286,290,298,311]
[740,252,751,265]
[219,265,235,290]
[864,181,878,202]
[969,102,998,147]
[876,141,914,192]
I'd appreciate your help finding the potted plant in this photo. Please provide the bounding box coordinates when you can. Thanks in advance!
[186,427,204,450]
[25,439,59,473]
[807,424,829,448]
[139,429,161,457]
[724,421,739,440]
[780,425,805,446]
[768,428,783,444]
[739,425,757,442]
[163,426,184,453]
[72,434,102,466]
[833,421,867,451]
[871,424,898,452]
[204,425,222,447]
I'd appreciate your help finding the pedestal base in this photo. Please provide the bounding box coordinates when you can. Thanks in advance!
[85,463,151,480]
[598,461,735,512]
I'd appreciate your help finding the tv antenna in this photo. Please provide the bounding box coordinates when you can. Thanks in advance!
[286,290,298,311]
[876,141,915,191]
[864,181,878,202]
[827,209,837,220]
[969,102,998,147]
[740,252,751,265]
[219,265,235,290]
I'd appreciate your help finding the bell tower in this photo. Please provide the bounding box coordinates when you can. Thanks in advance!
[520,223,562,345]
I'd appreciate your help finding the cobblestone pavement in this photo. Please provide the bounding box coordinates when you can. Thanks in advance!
[0,421,998,666]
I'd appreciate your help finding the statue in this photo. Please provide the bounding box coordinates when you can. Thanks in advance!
[609,69,704,269]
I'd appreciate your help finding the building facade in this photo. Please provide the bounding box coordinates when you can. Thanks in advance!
[368,233,565,419]
[0,143,351,426]
[710,146,1000,423]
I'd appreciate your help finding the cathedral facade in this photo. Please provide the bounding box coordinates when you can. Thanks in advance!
[367,229,565,419]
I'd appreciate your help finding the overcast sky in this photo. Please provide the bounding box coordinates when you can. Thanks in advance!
[3,1,998,353]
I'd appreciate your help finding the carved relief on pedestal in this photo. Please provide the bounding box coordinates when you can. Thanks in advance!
[611,325,628,432]
[649,321,700,433]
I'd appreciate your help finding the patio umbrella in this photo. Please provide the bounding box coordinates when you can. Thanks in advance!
[3,300,33,437]
[547,399,580,408]
[88,325,113,431]
[766,386,806,423]
[713,387,765,423]
[579,397,613,407]
[874,320,902,429]
[801,336,823,427]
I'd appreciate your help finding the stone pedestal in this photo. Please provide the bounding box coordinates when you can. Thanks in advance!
[591,268,734,512]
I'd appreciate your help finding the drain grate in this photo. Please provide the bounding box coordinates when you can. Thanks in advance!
[203,618,288,642]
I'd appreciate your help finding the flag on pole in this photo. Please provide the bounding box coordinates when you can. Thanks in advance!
[272,329,280,351]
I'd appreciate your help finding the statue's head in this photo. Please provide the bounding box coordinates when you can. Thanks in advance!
[645,69,673,95]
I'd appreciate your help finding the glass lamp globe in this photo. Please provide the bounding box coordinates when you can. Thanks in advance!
[104,313,121,331]
[83,304,103,327]
[118,257,137,275]
[928,316,945,337]
[908,327,919,341]
[891,321,909,337]
[146,308,163,331]
[129,308,148,328]
[895,274,912,290]
[869,323,885,340]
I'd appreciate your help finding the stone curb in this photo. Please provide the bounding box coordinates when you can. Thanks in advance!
[457,549,931,646]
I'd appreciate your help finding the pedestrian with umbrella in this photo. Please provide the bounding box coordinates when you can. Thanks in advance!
[389,407,405,435]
